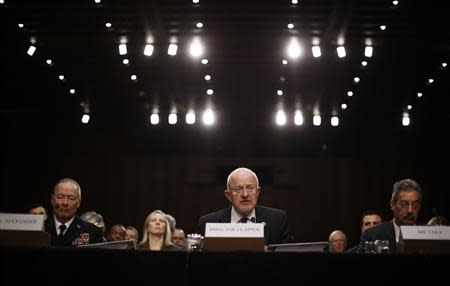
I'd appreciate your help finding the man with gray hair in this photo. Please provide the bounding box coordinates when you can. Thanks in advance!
[45,178,105,246]
[197,167,293,245]
[361,178,422,253]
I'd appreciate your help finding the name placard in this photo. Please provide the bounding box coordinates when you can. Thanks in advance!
[400,225,450,240]
[0,213,45,231]
[205,223,264,238]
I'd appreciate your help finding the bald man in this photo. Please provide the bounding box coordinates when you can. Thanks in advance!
[197,167,293,245]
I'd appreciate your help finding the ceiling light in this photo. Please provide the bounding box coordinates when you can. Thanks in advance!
[59,75,64,80]
[380,25,387,30]
[294,110,303,125]
[337,46,346,58]
[353,77,360,83]
[131,74,137,81]
[196,22,203,28]
[192,0,199,3]
[122,58,129,65]
[402,113,410,126]
[168,113,177,125]
[347,91,353,97]
[417,92,423,98]
[105,22,112,28]
[282,59,288,65]
[312,46,321,58]
[206,89,214,95]
[69,89,76,94]
[277,90,283,96]
[144,44,154,56]
[313,115,321,126]
[287,23,294,29]
[203,110,215,126]
[428,78,434,84]
[331,116,339,126]
[361,61,368,67]
[46,59,52,65]
[201,58,208,64]
[275,110,287,126]
[291,0,298,4]
[287,40,302,58]
[119,43,127,55]
[341,103,347,110]
[204,75,211,81]
[407,105,412,110]
[18,23,24,28]
[364,46,373,57]
[186,112,196,124]
[189,40,203,57]
[392,1,399,6]
[442,62,447,68]
[168,44,178,56]
[27,45,36,56]
[150,113,159,125]
[94,0,101,3]
[81,114,90,124]
[0,0,5,4]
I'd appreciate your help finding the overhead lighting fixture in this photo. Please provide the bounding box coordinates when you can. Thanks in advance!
[186,112,196,124]
[46,59,52,65]
[27,45,36,56]
[94,0,102,3]
[291,0,299,4]
[105,22,112,28]
[282,59,288,65]
[131,74,137,81]
[312,46,321,58]
[59,75,65,80]
[347,91,353,97]
[442,62,448,68]
[203,110,215,126]
[364,46,373,57]
[201,58,208,64]
[341,103,347,110]
[144,44,154,56]
[275,110,287,126]
[150,113,159,125]
[168,113,177,125]
[287,39,302,59]
[0,0,6,4]
[428,78,434,84]
[81,114,90,124]
[189,39,203,57]
[331,116,339,127]
[354,77,360,83]
[294,110,303,126]
[69,89,76,94]
[277,90,283,96]
[337,46,346,58]
[168,44,178,56]
[204,75,211,81]
[196,22,203,28]
[361,61,368,67]
[402,113,410,126]
[392,1,399,6]
[380,25,387,31]
[417,92,423,98]
[119,43,127,55]
[122,58,129,65]
[313,115,321,126]
[407,105,412,110]
[18,23,24,28]
[287,23,294,29]
[192,0,199,3]
[206,89,214,95]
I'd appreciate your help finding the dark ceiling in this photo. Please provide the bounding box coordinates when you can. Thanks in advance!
[1,0,449,156]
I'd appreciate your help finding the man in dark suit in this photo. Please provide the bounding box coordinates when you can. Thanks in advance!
[361,178,422,253]
[197,167,293,245]
[45,178,105,246]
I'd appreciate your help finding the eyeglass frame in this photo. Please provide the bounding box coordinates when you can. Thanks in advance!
[229,185,259,195]
[397,200,421,210]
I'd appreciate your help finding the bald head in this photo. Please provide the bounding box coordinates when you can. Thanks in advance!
[227,168,259,190]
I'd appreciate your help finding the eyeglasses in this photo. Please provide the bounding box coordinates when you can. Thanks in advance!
[397,200,421,210]
[231,185,258,195]
[53,194,78,202]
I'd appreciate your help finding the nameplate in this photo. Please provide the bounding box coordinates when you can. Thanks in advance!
[205,223,264,238]
[400,225,450,240]
[0,213,45,231]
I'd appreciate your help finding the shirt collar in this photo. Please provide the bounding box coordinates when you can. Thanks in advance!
[54,214,75,234]
[230,207,256,223]
[392,219,400,243]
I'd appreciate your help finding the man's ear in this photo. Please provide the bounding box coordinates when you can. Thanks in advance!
[224,190,232,203]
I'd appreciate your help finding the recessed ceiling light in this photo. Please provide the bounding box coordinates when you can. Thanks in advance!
[204,75,211,81]
[18,23,24,28]
[341,103,347,110]
[380,25,387,30]
[201,58,208,64]
[69,89,76,94]
[196,22,203,28]
[105,22,112,28]
[122,58,129,64]
[287,23,294,29]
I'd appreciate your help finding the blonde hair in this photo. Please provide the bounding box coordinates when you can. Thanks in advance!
[140,210,173,248]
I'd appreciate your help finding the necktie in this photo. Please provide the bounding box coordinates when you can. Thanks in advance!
[59,224,67,237]
[239,217,249,223]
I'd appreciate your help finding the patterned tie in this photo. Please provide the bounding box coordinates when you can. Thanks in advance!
[59,224,67,237]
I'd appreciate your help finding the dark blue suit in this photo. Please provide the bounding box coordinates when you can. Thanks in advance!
[197,205,294,245]
[361,220,397,253]
[46,215,105,247]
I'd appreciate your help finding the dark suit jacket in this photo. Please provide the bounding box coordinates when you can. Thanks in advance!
[197,205,293,245]
[46,215,105,247]
[361,220,397,253]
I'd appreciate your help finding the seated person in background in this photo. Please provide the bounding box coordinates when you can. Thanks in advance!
[197,167,293,245]
[125,226,139,242]
[166,214,177,236]
[427,216,448,226]
[138,210,184,251]
[28,203,48,221]
[327,230,348,253]
[46,178,105,246]
[347,210,382,253]
[172,227,187,247]
[80,210,106,235]
[107,224,126,241]
[361,178,422,253]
